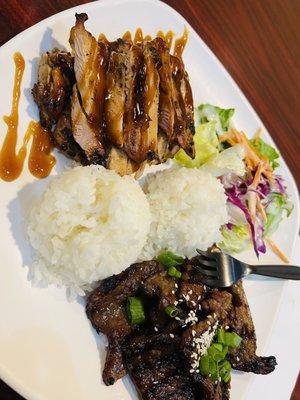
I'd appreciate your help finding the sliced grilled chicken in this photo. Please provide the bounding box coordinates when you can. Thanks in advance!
[107,147,138,176]
[123,43,160,163]
[53,103,87,164]
[122,44,145,162]
[105,40,131,147]
[32,50,74,130]
[69,13,106,163]
[33,14,196,174]
[71,85,106,165]
[152,38,175,141]
[170,55,195,158]
[143,42,160,159]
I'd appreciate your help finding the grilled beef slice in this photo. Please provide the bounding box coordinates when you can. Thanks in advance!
[124,333,199,400]
[86,260,161,385]
[86,258,276,399]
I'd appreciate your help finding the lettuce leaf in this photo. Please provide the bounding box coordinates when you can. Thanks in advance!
[174,121,218,168]
[200,145,245,177]
[250,138,280,169]
[198,104,234,134]
[264,193,293,236]
[219,225,250,253]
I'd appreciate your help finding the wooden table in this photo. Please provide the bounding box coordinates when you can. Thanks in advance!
[0,0,299,399]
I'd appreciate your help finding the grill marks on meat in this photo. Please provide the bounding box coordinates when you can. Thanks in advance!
[32,50,75,130]
[33,13,196,173]
[86,258,276,399]
[226,282,277,374]
[104,39,130,148]
[125,334,199,400]
[69,13,107,164]
[191,256,277,375]
[52,103,87,163]
[86,261,160,385]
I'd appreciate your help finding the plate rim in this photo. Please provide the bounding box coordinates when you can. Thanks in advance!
[0,0,299,399]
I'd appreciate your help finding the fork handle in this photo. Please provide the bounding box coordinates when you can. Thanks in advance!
[249,265,300,280]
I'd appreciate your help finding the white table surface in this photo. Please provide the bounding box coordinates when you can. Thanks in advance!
[246,236,300,399]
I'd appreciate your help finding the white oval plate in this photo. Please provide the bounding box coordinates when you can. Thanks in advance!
[0,1,299,399]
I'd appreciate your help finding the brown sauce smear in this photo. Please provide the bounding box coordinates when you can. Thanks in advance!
[165,31,174,49]
[174,27,188,59]
[122,31,132,42]
[156,30,165,40]
[0,52,56,182]
[134,28,143,45]
[23,121,56,179]
[98,33,109,43]
[0,53,26,181]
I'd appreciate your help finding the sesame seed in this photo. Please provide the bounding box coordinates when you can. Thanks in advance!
[174,301,178,306]
[197,295,201,300]
[190,369,195,373]
[192,330,196,337]
[172,290,175,294]
[225,325,229,330]
[175,316,181,321]
[169,333,174,338]
[218,376,221,382]
[213,313,217,318]
[154,327,158,332]
[175,283,178,288]
[191,301,196,306]
[236,356,240,361]
[188,290,193,295]
[207,321,211,325]
[207,314,212,319]
[189,321,219,371]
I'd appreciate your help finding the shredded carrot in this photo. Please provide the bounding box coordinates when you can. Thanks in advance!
[250,162,263,189]
[219,128,273,179]
[253,127,262,145]
[265,238,289,263]
[256,195,267,222]
[248,191,257,223]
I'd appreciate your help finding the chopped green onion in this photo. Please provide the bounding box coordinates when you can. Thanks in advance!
[167,266,182,279]
[217,328,242,348]
[165,305,179,318]
[199,355,217,377]
[157,251,184,268]
[207,343,227,362]
[219,360,231,383]
[217,328,226,344]
[126,297,145,325]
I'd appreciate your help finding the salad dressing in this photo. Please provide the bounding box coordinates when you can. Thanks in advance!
[0,52,56,182]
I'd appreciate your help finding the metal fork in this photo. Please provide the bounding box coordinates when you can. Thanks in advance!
[195,249,300,287]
